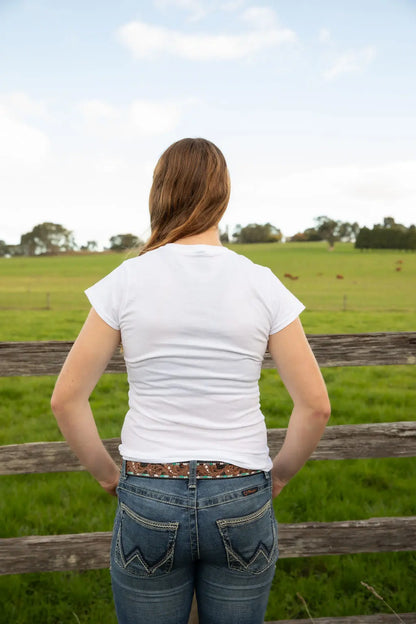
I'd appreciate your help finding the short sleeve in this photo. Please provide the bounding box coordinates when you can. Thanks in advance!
[84,263,126,330]
[267,268,305,335]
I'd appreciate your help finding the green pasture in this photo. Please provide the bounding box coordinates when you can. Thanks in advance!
[0,243,415,623]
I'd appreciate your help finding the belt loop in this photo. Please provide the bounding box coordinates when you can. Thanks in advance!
[121,459,127,477]
[263,470,270,480]
[188,460,197,488]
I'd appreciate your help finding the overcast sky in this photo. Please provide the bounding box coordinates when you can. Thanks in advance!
[1,0,415,249]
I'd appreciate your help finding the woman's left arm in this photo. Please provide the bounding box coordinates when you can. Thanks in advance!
[51,308,122,496]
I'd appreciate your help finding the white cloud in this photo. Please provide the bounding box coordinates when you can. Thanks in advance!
[318,27,331,44]
[117,13,296,61]
[130,100,182,135]
[240,7,278,29]
[344,161,416,203]
[0,99,50,168]
[78,98,183,138]
[0,145,154,249]
[275,161,416,206]
[78,99,116,120]
[226,159,416,236]
[0,91,48,119]
[323,45,376,80]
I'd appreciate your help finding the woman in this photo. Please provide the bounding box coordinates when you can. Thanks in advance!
[51,138,330,624]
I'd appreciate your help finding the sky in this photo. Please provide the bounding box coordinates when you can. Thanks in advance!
[1,0,415,249]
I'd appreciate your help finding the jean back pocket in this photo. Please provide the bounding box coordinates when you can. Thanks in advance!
[114,501,179,578]
[216,499,278,575]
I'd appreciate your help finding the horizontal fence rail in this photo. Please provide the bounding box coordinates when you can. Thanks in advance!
[1,422,416,476]
[0,332,416,377]
[1,516,415,576]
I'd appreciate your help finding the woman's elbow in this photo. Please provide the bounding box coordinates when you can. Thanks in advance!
[298,392,331,423]
[50,389,66,417]
[50,387,78,418]
[312,395,331,423]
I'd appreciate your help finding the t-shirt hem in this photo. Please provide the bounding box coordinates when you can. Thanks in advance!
[120,448,273,472]
[270,303,305,335]
[84,288,120,330]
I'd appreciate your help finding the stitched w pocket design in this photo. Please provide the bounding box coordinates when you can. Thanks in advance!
[216,499,278,575]
[115,501,179,577]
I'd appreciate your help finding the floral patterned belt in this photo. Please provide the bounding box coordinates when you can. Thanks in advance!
[125,460,263,479]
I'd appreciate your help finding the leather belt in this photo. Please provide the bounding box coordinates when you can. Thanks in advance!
[125,460,263,479]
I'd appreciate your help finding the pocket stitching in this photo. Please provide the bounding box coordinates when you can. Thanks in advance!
[216,499,271,528]
[115,503,179,576]
[216,499,278,575]
[120,501,179,532]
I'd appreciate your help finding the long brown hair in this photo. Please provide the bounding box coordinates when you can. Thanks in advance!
[139,138,230,255]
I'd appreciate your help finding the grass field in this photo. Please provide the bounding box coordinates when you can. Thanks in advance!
[0,242,415,623]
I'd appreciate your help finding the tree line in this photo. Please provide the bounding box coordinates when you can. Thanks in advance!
[355,217,416,251]
[1,216,415,257]
[0,224,143,257]
[226,216,415,251]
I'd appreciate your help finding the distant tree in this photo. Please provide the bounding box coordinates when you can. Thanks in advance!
[219,228,229,243]
[303,227,322,241]
[288,232,308,242]
[109,233,142,251]
[5,244,24,256]
[337,221,360,242]
[372,217,407,248]
[80,240,98,252]
[355,218,416,251]
[20,223,76,255]
[351,222,360,241]
[265,223,283,243]
[289,227,322,242]
[315,216,340,249]
[234,223,282,244]
[290,219,360,245]
[232,224,242,242]
[406,225,416,250]
[0,240,10,256]
[355,226,372,250]
[383,216,396,229]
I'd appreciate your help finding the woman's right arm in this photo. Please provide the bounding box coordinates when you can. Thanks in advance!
[267,317,331,498]
[51,308,122,496]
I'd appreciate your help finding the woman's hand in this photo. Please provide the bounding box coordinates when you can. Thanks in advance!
[272,474,287,499]
[99,471,120,497]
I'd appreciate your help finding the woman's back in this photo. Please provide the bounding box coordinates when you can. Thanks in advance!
[85,242,303,469]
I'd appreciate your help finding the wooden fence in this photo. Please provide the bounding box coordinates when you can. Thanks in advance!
[1,333,416,624]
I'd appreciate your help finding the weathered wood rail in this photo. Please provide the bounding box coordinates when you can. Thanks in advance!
[0,332,415,376]
[2,515,415,575]
[1,421,415,476]
[1,333,415,623]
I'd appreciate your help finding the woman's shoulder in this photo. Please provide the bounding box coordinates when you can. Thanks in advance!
[226,247,275,278]
[120,246,163,268]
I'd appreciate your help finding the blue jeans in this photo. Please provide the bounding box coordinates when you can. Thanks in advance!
[110,461,278,624]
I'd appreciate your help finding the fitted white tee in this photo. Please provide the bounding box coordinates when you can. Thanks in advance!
[85,243,304,471]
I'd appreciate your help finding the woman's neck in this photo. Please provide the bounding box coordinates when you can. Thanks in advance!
[173,226,222,246]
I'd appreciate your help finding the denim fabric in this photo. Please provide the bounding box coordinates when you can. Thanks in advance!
[110,461,278,624]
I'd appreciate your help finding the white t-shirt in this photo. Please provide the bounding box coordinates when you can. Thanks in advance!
[85,243,304,471]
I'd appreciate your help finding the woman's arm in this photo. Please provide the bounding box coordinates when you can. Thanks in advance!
[267,317,331,498]
[51,308,122,496]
